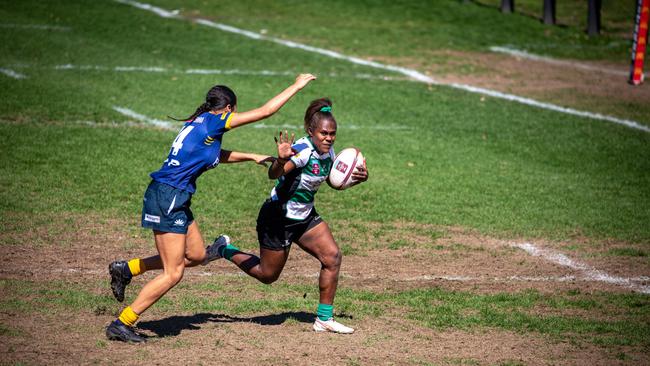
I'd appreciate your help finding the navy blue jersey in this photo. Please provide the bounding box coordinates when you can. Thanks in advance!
[150,111,232,193]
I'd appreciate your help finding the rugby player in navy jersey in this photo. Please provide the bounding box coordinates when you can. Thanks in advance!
[206,98,368,334]
[105,74,315,342]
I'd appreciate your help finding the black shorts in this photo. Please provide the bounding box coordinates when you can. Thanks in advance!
[256,200,323,250]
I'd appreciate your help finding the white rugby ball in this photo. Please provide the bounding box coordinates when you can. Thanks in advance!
[329,148,365,190]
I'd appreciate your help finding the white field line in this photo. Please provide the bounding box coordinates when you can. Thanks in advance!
[253,122,411,131]
[186,68,291,76]
[402,274,577,282]
[112,106,174,129]
[9,63,404,81]
[71,119,176,130]
[0,68,27,79]
[490,46,628,77]
[514,243,650,294]
[12,268,650,288]
[0,23,71,31]
[402,274,650,284]
[53,64,165,72]
[111,108,411,131]
[347,124,411,130]
[31,56,635,133]
[448,83,650,133]
[253,123,300,130]
[0,118,178,130]
[113,0,649,134]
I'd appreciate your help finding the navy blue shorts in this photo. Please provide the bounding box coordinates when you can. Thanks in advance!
[141,180,194,234]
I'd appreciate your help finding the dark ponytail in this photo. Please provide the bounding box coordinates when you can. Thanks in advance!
[304,97,335,133]
[169,85,237,122]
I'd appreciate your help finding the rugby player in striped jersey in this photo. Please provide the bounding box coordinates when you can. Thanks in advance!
[205,98,368,334]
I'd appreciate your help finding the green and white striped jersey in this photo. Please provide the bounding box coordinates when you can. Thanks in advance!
[270,136,335,220]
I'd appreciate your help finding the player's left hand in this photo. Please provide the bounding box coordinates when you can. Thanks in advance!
[274,130,296,160]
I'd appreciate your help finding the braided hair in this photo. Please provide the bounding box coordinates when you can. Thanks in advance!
[170,85,237,122]
[303,97,336,134]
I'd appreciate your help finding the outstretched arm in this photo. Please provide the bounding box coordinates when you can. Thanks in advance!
[229,74,316,129]
[220,149,274,166]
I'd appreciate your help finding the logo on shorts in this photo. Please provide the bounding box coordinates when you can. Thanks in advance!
[144,214,160,223]
[312,163,320,175]
[174,219,185,226]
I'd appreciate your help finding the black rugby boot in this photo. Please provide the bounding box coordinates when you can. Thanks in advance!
[106,320,145,343]
[109,260,132,302]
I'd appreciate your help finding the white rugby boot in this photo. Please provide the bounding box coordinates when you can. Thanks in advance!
[203,235,231,264]
[313,317,354,334]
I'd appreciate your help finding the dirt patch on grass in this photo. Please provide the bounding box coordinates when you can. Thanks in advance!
[1,213,648,293]
[375,49,650,126]
[1,213,649,365]
[2,308,645,366]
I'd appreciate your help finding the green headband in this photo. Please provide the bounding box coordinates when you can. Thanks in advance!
[320,106,332,113]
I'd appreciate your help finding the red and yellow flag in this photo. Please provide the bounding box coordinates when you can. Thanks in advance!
[630,0,650,85]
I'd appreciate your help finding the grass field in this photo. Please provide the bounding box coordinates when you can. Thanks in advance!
[1,0,649,365]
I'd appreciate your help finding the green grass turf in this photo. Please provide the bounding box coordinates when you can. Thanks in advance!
[2,94,650,242]
[1,2,648,362]
[137,0,650,125]
[2,278,648,348]
[0,0,649,243]
[146,0,633,61]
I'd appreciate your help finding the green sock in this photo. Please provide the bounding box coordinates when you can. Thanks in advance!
[219,243,240,261]
[317,303,333,321]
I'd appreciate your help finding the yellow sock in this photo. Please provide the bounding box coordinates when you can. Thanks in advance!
[118,306,139,327]
[127,258,146,276]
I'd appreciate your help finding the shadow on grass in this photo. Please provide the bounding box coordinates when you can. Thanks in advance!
[137,311,314,337]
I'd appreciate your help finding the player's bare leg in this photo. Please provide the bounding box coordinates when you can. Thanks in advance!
[109,221,206,302]
[297,221,353,334]
[129,231,187,314]
[227,248,290,284]
[139,221,207,270]
[297,222,341,304]
[107,230,187,342]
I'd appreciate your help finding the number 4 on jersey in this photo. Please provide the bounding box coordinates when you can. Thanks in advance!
[171,125,195,156]
[165,125,195,166]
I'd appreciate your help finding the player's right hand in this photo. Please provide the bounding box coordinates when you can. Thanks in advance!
[294,73,316,89]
